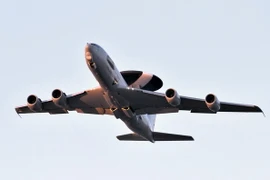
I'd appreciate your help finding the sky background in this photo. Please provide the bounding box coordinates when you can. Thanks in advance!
[0,0,269,179]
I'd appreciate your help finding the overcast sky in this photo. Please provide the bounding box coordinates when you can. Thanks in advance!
[0,0,269,179]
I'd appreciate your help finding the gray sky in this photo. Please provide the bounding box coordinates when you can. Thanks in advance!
[1,0,269,179]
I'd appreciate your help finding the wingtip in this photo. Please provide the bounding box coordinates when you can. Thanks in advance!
[254,106,265,117]
[15,108,22,119]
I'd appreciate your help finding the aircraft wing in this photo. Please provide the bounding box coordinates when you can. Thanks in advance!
[15,87,112,115]
[117,88,264,115]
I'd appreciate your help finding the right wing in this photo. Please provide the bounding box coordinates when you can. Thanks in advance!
[117,88,264,115]
[15,87,113,116]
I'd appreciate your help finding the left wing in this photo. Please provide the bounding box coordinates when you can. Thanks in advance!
[117,88,264,115]
[15,87,113,116]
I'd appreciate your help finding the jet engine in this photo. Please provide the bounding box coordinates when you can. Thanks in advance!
[165,88,181,106]
[27,95,42,112]
[205,93,220,112]
[52,89,68,108]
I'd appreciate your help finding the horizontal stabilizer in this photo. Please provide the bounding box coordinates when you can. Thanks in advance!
[117,132,194,142]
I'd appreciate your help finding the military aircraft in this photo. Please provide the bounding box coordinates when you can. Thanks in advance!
[15,43,264,143]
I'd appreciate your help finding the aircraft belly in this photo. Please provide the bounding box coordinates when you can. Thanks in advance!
[123,115,154,142]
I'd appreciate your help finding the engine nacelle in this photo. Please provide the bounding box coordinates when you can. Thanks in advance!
[205,93,220,112]
[27,95,42,112]
[52,89,68,108]
[165,88,181,107]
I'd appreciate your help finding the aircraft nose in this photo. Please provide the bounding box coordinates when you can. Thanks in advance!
[85,43,92,61]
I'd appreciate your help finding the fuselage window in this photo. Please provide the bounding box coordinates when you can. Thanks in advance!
[107,56,115,70]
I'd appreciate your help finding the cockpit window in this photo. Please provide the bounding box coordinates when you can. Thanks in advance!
[107,56,115,70]
[90,43,100,48]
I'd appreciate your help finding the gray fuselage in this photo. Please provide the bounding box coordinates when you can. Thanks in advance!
[85,43,154,142]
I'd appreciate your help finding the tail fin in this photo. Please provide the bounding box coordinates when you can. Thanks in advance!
[117,132,194,142]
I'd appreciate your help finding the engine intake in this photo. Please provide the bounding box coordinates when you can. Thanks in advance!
[205,93,220,112]
[27,95,42,112]
[165,88,181,106]
[52,89,68,108]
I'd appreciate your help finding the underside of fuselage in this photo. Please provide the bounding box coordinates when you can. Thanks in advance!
[85,43,159,142]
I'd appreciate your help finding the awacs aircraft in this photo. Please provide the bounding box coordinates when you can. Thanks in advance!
[15,43,264,143]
